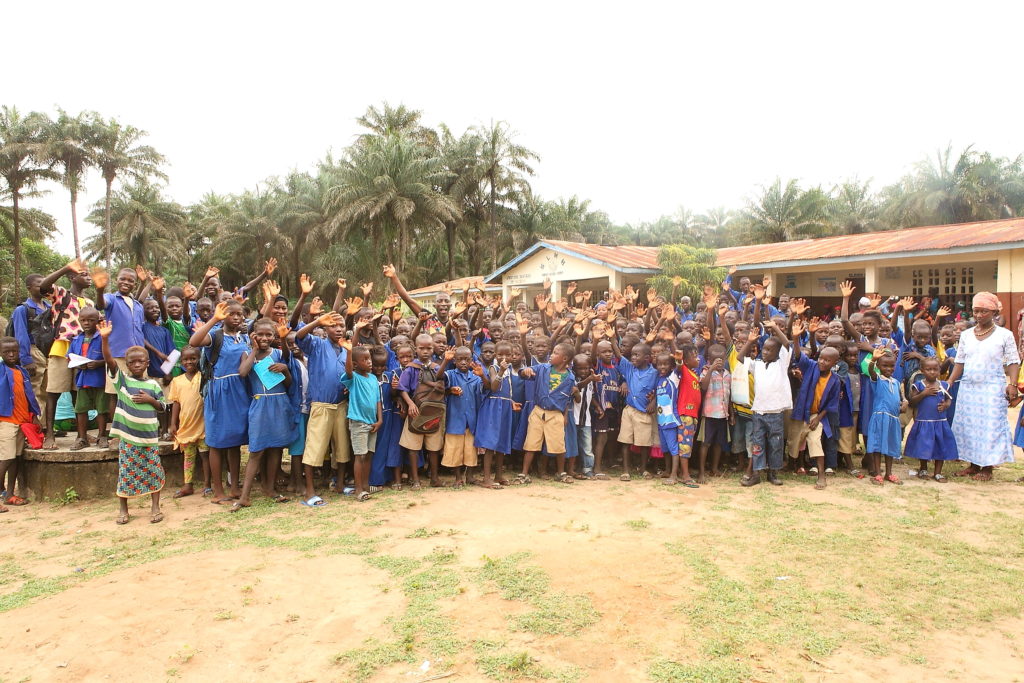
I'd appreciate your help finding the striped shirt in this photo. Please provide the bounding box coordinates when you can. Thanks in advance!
[109,369,164,446]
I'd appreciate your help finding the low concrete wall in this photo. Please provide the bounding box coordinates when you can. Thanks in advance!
[21,440,182,501]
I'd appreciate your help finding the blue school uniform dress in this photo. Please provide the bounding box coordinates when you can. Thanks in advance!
[204,332,252,449]
[143,321,175,379]
[511,369,534,451]
[444,368,483,437]
[904,380,959,461]
[475,365,514,455]
[247,348,297,453]
[865,374,902,458]
[287,359,309,456]
[369,370,403,486]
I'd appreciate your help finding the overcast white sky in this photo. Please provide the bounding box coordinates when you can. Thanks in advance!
[8,1,1024,257]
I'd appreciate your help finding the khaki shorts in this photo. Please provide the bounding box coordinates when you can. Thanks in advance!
[302,401,351,467]
[792,421,825,460]
[785,413,806,459]
[29,346,47,400]
[0,421,25,460]
[399,417,445,452]
[838,424,859,454]
[617,405,656,447]
[105,357,138,395]
[46,354,73,394]
[524,407,566,453]
[442,430,478,467]
[348,420,377,456]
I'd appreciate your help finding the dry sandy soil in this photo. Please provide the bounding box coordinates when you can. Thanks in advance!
[1,445,1023,682]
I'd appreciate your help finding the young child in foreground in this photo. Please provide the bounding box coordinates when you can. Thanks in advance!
[98,321,166,525]
[863,348,908,485]
[0,336,40,511]
[168,346,209,497]
[904,357,958,482]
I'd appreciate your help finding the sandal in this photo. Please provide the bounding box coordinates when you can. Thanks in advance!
[971,471,993,482]
[795,467,807,475]
[681,479,699,488]
[357,491,370,502]
[116,513,130,525]
[870,475,884,486]
[885,474,903,485]
[229,502,248,513]
[556,472,574,484]
[514,473,531,485]
[70,437,88,451]
[150,511,164,524]
[593,472,609,480]
[97,436,109,449]
[641,471,653,480]
[954,466,978,477]
[619,473,631,482]
[933,474,948,483]
[4,495,28,506]
[368,486,384,493]
[571,472,586,480]
[272,494,290,503]
[916,470,931,480]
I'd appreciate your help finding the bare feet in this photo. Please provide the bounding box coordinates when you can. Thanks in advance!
[173,487,194,498]
[42,435,57,450]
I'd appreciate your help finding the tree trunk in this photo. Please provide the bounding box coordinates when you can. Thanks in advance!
[446,222,455,280]
[472,220,480,275]
[104,178,113,267]
[489,174,497,274]
[12,193,21,300]
[70,186,81,259]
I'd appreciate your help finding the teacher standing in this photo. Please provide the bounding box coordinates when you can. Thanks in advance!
[948,292,1021,481]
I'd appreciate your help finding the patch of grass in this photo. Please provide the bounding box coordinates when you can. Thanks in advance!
[476,650,547,680]
[214,610,233,621]
[648,657,751,682]
[37,529,62,540]
[478,552,548,600]
[50,487,79,508]
[623,518,650,530]
[333,636,415,682]
[364,554,422,577]
[406,527,441,539]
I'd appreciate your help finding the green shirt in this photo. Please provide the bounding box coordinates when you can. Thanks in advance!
[109,369,164,446]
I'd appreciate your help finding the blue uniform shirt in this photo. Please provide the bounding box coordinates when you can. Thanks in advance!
[297,335,348,404]
[102,292,146,356]
[11,299,49,366]
[616,356,658,413]
[444,368,483,434]
[527,363,576,412]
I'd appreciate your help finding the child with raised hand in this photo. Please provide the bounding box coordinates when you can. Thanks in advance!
[232,320,295,511]
[97,320,165,525]
[474,340,515,488]
[168,346,209,498]
[789,319,842,490]
[672,344,702,486]
[293,309,351,506]
[189,300,252,505]
[863,348,907,485]
[590,335,621,480]
[697,343,731,483]
[905,356,958,482]
[443,346,483,488]
[340,338,382,502]
[611,333,659,481]
[0,336,41,510]
[738,319,792,487]
[517,340,576,484]
[69,307,108,451]
[369,345,403,489]
[653,351,683,484]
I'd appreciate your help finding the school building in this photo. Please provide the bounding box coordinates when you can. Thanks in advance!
[483,218,1024,331]
[407,276,503,308]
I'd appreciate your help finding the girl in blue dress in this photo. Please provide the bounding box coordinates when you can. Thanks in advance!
[905,357,958,482]
[475,341,515,488]
[233,319,295,510]
[189,300,252,505]
[370,346,404,488]
[864,348,907,485]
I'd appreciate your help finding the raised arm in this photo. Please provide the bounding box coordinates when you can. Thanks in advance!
[383,264,423,316]
[839,280,859,339]
[289,274,315,329]
[240,258,276,297]
[39,259,86,298]
[189,301,229,347]
[97,320,117,374]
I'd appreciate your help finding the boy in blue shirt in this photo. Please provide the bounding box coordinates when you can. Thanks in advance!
[94,268,146,400]
[611,337,659,481]
[517,339,576,485]
[0,336,41,509]
[69,307,108,450]
[789,320,842,490]
[340,339,382,502]
[10,273,50,402]
[443,346,483,488]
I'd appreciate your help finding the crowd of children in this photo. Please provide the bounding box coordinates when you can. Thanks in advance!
[2,257,1022,522]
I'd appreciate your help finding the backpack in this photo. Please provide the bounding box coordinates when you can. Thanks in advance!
[408,365,446,434]
[199,329,225,397]
[5,295,68,357]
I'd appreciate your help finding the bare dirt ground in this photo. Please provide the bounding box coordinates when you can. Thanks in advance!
[1,444,1023,682]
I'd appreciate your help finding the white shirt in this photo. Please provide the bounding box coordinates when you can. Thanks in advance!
[573,380,593,427]
[751,344,793,414]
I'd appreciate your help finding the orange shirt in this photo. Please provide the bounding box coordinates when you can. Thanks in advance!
[810,375,830,415]
[1,367,33,425]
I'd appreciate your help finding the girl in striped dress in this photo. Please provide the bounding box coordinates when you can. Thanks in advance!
[98,321,166,525]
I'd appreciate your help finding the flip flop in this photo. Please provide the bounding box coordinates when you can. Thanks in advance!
[4,495,28,506]
[301,495,327,507]
[593,472,610,480]
[229,502,248,513]
[356,491,371,501]
[272,494,290,503]
[150,511,164,524]
[681,479,699,488]
[619,473,631,482]
[116,513,130,524]
[172,489,193,499]
[211,497,234,505]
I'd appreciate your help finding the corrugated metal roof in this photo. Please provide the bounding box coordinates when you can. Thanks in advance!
[716,217,1024,268]
[409,276,502,296]
[542,240,662,270]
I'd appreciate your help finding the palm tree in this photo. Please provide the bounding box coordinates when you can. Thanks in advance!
[743,178,829,244]
[0,106,58,297]
[325,134,459,279]
[438,126,487,279]
[474,121,538,272]
[276,170,331,294]
[45,109,100,259]
[211,188,283,276]
[1,186,57,244]
[92,118,165,266]
[355,102,438,150]
[84,180,185,270]
[829,179,885,234]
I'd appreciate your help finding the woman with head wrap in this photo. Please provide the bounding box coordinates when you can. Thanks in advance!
[947,292,1020,480]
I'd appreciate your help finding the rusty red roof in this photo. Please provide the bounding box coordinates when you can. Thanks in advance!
[716,217,1024,268]
[534,240,661,269]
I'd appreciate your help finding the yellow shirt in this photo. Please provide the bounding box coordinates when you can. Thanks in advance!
[810,375,830,415]
[167,372,205,447]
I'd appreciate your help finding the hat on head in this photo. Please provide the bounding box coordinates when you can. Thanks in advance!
[858,297,870,307]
